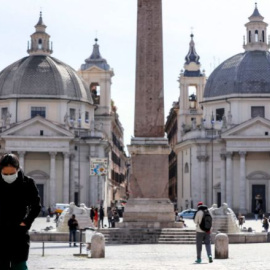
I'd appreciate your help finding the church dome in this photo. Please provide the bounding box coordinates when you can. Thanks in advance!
[0,55,93,104]
[204,50,270,98]
[204,4,270,99]
[0,12,93,104]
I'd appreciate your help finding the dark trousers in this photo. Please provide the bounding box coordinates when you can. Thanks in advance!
[69,229,77,244]
[0,261,28,270]
[196,232,212,259]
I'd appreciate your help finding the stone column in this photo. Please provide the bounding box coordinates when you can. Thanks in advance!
[70,153,75,203]
[197,155,208,203]
[225,152,233,208]
[220,153,226,204]
[239,151,247,214]
[50,152,57,206]
[18,151,26,171]
[63,152,70,203]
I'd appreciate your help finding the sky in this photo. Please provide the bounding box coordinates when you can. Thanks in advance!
[0,0,269,152]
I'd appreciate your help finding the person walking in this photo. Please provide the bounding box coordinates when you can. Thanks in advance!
[90,207,95,222]
[94,208,99,228]
[193,201,213,264]
[68,214,78,247]
[108,208,113,228]
[262,216,269,232]
[0,153,41,270]
[99,207,104,228]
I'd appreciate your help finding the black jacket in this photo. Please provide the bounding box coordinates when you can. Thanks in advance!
[0,170,41,262]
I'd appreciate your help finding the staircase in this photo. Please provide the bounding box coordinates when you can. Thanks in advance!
[98,228,196,244]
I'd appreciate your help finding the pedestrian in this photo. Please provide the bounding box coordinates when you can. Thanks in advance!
[108,208,113,228]
[41,205,46,217]
[48,206,52,217]
[99,207,104,228]
[262,216,269,232]
[94,208,98,227]
[68,214,78,247]
[193,201,213,264]
[90,206,95,222]
[0,153,41,269]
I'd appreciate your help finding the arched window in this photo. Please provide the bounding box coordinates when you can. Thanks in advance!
[255,30,259,42]
[38,39,42,49]
[184,162,189,173]
[90,82,100,104]
[262,30,265,42]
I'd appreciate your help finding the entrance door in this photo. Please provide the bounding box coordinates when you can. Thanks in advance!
[36,184,44,206]
[217,192,221,207]
[252,185,266,213]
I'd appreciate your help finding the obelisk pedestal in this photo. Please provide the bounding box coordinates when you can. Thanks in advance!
[119,0,177,229]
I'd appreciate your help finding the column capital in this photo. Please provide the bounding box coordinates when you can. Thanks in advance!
[220,153,226,160]
[197,155,208,162]
[226,152,233,159]
[18,151,26,156]
[239,151,247,158]
[63,152,70,159]
[49,152,57,158]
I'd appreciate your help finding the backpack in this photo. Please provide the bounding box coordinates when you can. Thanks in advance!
[199,209,212,232]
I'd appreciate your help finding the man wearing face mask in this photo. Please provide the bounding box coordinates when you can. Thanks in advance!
[0,153,41,270]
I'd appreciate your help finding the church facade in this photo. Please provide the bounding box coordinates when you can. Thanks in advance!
[167,4,270,214]
[0,13,128,211]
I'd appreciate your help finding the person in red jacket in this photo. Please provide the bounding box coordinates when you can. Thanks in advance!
[0,153,41,270]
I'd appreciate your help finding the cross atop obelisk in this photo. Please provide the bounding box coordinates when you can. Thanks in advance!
[135,0,164,137]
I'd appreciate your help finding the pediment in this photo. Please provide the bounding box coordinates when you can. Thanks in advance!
[222,117,270,139]
[1,116,74,139]
[84,66,105,73]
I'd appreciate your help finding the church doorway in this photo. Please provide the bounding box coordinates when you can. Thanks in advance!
[252,185,265,214]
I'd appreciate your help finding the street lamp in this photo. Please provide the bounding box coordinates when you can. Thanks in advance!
[77,111,82,205]
[211,112,215,205]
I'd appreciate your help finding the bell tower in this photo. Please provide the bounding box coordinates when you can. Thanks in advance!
[178,34,206,140]
[78,39,114,116]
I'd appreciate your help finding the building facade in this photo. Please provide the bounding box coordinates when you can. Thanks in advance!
[167,4,270,214]
[0,13,128,210]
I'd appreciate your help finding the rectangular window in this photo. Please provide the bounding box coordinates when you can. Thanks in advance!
[216,108,225,121]
[69,108,76,120]
[1,107,7,119]
[85,111,89,123]
[251,106,265,118]
[31,107,46,118]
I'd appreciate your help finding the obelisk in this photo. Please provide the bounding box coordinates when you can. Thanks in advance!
[121,0,176,228]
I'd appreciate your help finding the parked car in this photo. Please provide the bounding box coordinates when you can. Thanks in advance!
[178,209,197,219]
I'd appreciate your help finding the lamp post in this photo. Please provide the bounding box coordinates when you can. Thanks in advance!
[77,111,82,205]
[211,112,215,205]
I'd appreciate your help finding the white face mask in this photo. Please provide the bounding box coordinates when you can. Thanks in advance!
[1,172,18,184]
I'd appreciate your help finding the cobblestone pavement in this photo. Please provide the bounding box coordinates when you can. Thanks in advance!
[28,217,270,270]
[28,242,270,270]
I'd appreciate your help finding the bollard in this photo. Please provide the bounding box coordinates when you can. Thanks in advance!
[215,233,229,259]
[46,215,50,222]
[91,233,105,258]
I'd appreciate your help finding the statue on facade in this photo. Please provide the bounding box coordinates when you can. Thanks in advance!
[192,118,197,130]
[222,115,227,129]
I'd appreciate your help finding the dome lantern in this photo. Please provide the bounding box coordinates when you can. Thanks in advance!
[243,3,270,52]
[27,12,53,56]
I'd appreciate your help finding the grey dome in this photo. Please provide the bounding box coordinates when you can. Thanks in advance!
[0,55,93,104]
[204,51,270,98]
